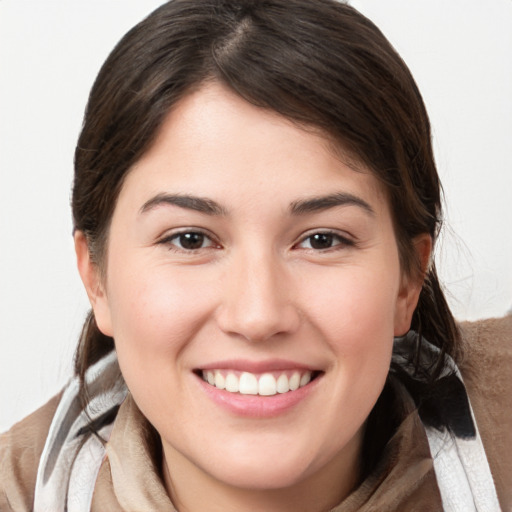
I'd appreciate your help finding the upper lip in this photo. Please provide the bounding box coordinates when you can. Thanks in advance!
[197,359,321,373]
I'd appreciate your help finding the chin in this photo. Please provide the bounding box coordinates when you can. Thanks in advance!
[193,432,337,491]
[208,456,314,491]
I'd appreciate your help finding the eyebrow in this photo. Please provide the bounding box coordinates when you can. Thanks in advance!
[140,193,228,216]
[140,191,374,217]
[290,192,375,216]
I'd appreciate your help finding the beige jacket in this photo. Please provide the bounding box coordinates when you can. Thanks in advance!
[1,315,511,511]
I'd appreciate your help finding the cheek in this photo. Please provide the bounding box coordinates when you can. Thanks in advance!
[109,261,209,337]
[300,262,399,412]
[303,263,400,351]
[105,261,217,386]
[105,263,222,427]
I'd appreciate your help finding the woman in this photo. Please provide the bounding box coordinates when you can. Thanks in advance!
[1,0,510,510]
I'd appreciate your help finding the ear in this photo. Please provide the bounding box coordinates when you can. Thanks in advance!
[394,234,432,336]
[74,231,113,336]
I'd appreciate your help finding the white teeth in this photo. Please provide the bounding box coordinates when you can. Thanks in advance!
[214,371,225,390]
[202,369,315,396]
[258,373,277,396]
[289,372,300,391]
[225,373,239,392]
[300,371,312,387]
[239,372,258,395]
[276,373,290,393]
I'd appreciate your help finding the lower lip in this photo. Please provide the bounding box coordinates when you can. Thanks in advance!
[195,374,321,418]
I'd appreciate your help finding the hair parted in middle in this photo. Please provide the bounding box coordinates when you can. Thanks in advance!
[72,0,459,418]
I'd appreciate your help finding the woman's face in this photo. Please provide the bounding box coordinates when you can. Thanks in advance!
[81,83,423,498]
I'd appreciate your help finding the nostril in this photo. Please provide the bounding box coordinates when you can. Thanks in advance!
[215,303,301,343]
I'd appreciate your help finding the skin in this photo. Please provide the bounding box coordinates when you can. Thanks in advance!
[76,82,430,512]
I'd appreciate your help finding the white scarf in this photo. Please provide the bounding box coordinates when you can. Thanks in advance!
[392,332,501,512]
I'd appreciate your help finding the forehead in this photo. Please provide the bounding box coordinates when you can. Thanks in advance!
[122,82,388,215]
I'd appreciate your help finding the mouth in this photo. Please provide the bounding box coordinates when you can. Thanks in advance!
[197,369,322,396]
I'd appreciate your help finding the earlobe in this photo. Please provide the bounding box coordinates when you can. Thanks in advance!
[394,234,432,336]
[74,231,113,336]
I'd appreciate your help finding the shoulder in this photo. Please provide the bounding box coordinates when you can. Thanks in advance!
[0,392,62,511]
[459,314,512,406]
[459,314,512,511]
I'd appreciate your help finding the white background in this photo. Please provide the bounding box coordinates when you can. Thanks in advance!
[1,0,511,432]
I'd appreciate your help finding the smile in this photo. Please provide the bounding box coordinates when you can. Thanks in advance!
[201,369,314,396]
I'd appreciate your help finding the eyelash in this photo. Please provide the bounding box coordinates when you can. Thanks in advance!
[294,231,355,251]
[158,229,219,252]
[158,229,355,253]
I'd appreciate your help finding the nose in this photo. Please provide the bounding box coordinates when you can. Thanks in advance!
[216,249,300,343]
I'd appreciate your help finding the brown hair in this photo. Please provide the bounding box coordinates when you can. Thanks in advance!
[73,0,460,420]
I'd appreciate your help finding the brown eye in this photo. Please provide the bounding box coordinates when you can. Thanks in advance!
[165,231,215,251]
[297,231,354,251]
[178,232,205,249]
[309,233,334,249]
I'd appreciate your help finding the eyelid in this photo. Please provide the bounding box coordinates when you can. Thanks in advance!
[294,229,356,250]
[157,227,221,251]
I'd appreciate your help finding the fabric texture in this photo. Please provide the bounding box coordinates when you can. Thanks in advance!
[392,332,501,511]
[33,351,127,511]
[459,315,512,511]
[1,316,511,511]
